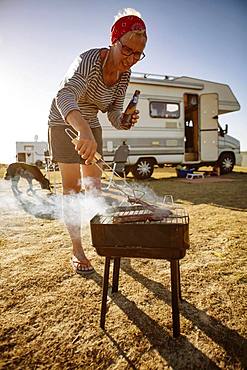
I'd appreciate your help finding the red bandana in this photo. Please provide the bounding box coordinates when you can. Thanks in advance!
[111,15,146,44]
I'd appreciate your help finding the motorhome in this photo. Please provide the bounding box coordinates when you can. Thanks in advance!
[99,73,241,179]
[16,140,48,168]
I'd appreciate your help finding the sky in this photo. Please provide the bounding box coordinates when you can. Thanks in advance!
[0,0,246,163]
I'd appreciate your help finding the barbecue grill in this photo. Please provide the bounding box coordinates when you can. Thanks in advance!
[90,204,189,337]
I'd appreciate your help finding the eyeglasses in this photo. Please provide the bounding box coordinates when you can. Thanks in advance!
[118,39,145,61]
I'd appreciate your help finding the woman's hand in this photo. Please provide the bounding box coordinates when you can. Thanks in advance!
[66,110,97,165]
[75,134,97,165]
[120,110,139,130]
[130,109,139,126]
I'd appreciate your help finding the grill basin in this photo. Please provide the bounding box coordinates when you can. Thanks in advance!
[90,204,190,338]
[90,205,189,260]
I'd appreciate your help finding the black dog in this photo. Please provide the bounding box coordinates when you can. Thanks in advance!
[4,162,51,194]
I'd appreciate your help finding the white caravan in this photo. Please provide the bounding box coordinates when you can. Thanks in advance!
[99,73,241,179]
[16,141,48,167]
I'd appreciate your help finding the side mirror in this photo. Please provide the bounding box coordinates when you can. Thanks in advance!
[224,124,228,135]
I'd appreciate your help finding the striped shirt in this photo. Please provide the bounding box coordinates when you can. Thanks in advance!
[48,48,131,129]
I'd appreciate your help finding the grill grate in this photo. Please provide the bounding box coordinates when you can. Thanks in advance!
[97,205,189,225]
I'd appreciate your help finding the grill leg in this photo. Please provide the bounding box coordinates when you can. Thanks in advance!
[112,257,121,293]
[100,257,111,329]
[170,260,180,338]
[178,261,182,301]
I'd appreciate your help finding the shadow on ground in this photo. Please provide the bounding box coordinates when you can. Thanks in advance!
[85,260,247,370]
[126,172,247,211]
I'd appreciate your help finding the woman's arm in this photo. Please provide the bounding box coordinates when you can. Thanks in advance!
[55,71,86,123]
[55,54,98,164]
[107,73,139,129]
[56,78,97,164]
[66,110,97,165]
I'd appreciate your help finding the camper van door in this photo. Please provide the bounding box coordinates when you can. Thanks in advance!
[200,93,218,161]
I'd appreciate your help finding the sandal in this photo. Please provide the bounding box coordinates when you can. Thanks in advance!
[71,257,95,276]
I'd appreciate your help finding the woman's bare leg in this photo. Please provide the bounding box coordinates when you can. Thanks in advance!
[82,162,102,194]
[59,162,102,273]
[58,163,88,263]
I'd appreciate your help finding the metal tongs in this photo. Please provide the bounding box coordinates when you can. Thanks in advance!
[65,128,171,215]
[65,128,141,200]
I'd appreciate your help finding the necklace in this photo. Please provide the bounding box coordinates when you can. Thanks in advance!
[102,49,120,82]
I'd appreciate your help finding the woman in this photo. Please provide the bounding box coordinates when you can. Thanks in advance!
[48,13,147,275]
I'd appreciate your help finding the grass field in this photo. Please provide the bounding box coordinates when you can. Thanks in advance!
[0,164,247,369]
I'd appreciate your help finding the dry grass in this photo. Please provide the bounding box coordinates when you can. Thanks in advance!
[0,164,247,369]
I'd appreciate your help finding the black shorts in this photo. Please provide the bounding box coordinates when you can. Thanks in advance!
[48,125,103,164]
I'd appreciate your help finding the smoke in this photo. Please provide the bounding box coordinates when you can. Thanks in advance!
[0,179,111,226]
[62,192,108,227]
[114,181,165,205]
[0,179,20,210]
[0,177,175,229]
[0,179,62,220]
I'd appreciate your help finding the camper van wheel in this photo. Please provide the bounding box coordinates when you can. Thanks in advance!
[131,159,154,179]
[218,152,235,174]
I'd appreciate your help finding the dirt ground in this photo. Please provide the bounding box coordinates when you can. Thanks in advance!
[0,165,247,370]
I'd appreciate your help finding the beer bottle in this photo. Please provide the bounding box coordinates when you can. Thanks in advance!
[121,90,140,128]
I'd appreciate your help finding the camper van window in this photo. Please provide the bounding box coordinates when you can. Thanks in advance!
[150,101,180,118]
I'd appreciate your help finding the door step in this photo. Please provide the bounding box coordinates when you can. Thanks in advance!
[184,153,198,161]
[186,173,204,180]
